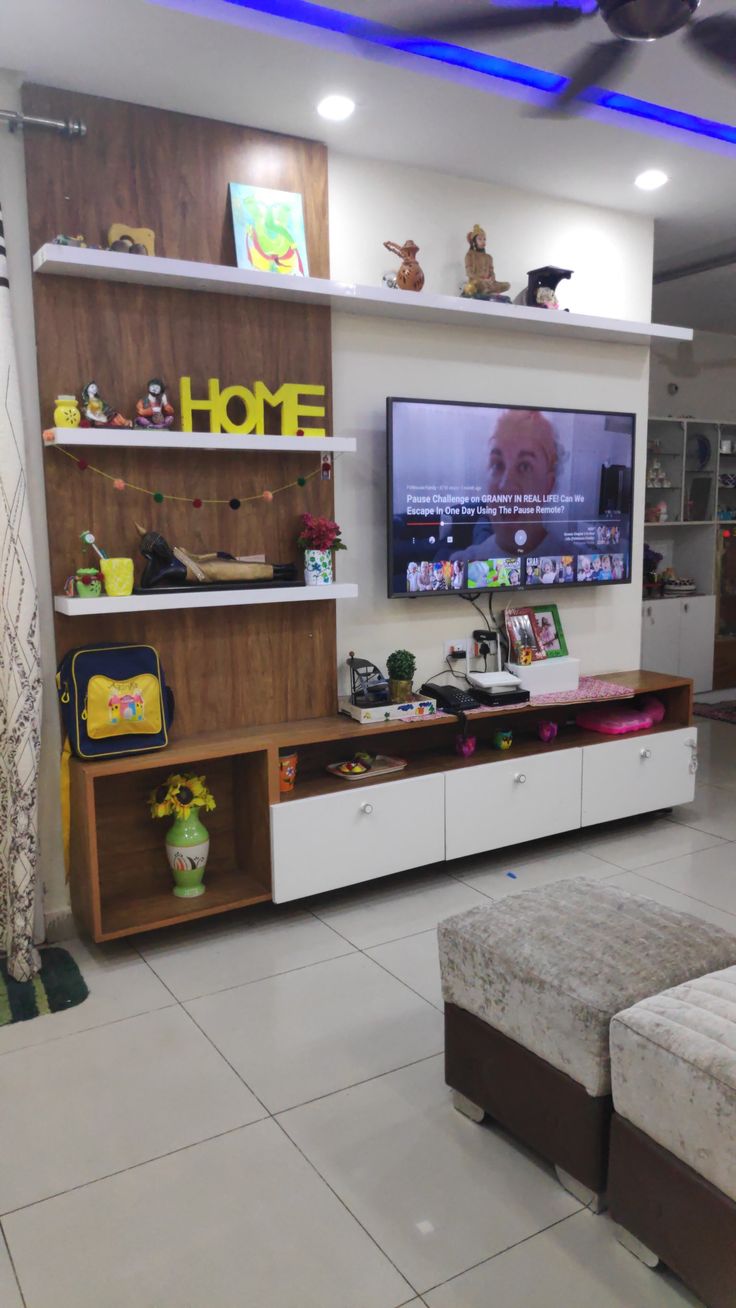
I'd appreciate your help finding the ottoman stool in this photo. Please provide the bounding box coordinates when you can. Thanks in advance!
[438,879,736,1207]
[609,966,736,1308]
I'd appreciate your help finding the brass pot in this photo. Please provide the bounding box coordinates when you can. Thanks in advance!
[389,678,412,704]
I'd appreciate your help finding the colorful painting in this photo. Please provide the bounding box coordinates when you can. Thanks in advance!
[229,183,309,276]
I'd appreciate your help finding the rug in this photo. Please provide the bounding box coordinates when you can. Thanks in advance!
[466,676,636,716]
[694,702,736,724]
[0,946,88,1026]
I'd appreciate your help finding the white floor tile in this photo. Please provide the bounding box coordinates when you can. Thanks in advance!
[0,1006,264,1213]
[0,936,174,1055]
[279,1056,579,1294]
[450,847,614,899]
[603,871,736,933]
[579,817,726,872]
[668,783,736,840]
[0,1232,23,1308]
[423,1210,701,1306]
[367,930,443,1009]
[309,869,492,949]
[137,904,355,1000]
[187,952,443,1113]
[3,1120,413,1308]
[630,841,736,919]
[691,722,736,789]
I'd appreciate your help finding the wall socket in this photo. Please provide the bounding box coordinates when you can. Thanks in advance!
[444,638,470,661]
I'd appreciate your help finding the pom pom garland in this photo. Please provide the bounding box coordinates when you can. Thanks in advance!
[261,490,274,502]
[113,478,126,492]
[153,491,164,503]
[229,498,241,510]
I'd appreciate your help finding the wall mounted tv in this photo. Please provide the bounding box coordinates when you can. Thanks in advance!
[387,398,635,597]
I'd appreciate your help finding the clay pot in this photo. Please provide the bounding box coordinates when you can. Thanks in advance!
[384,239,425,293]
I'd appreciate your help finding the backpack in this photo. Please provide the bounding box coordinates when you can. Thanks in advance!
[57,643,175,759]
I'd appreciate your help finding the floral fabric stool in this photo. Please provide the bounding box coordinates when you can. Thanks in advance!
[438,879,736,1209]
[609,965,736,1308]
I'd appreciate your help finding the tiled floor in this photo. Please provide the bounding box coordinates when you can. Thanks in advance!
[2,718,734,1305]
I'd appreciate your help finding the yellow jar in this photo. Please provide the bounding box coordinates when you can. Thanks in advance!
[54,394,81,428]
[101,558,135,597]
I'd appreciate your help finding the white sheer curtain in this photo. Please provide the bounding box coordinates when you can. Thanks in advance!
[0,198,42,981]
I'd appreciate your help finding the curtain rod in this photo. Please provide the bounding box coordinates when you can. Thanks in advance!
[0,110,86,137]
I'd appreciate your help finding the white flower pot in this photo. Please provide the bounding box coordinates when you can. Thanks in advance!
[304,549,333,585]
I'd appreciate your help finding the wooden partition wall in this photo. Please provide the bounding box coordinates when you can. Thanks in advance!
[23,84,337,734]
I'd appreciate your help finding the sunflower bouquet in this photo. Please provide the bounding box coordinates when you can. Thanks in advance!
[149,773,216,821]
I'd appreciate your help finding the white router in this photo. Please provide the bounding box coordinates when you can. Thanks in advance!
[466,670,521,691]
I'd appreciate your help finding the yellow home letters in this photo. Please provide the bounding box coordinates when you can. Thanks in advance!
[179,377,326,436]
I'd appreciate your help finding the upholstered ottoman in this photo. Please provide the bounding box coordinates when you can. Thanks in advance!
[609,966,736,1308]
[438,879,736,1206]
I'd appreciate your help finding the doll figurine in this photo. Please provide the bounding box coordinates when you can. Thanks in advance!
[462,225,510,299]
[536,286,559,310]
[383,239,425,292]
[80,381,132,428]
[136,377,175,429]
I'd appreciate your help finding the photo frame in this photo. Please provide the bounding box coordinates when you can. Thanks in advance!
[505,607,544,664]
[229,183,309,276]
[529,604,568,658]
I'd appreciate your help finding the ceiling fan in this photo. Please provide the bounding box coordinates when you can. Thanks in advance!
[405,1,736,111]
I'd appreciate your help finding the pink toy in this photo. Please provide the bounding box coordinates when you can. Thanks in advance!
[455,733,477,758]
[538,720,558,743]
[637,695,666,724]
[576,704,657,735]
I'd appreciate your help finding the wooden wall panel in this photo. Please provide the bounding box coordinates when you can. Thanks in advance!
[23,84,338,734]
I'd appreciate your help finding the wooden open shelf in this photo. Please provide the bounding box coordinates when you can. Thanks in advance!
[45,428,356,452]
[54,584,358,615]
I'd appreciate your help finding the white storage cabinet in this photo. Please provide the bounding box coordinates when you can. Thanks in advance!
[641,595,715,694]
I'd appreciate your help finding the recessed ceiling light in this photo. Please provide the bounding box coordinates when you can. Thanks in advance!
[317,94,355,122]
[635,169,669,191]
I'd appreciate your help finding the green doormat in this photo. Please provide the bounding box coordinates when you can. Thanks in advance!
[0,947,88,1026]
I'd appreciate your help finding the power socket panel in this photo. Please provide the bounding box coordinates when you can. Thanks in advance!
[444,638,471,661]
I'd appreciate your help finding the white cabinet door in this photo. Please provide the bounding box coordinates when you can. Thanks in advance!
[641,599,681,678]
[679,594,716,694]
[581,728,697,827]
[271,773,445,902]
[445,749,582,862]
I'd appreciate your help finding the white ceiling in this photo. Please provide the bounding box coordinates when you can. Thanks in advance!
[4,0,736,330]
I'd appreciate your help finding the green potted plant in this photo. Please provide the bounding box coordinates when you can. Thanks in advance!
[149,772,216,898]
[296,514,347,586]
[386,649,417,703]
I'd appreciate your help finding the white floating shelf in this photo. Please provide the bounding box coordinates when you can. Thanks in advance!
[45,428,356,452]
[33,244,692,347]
[645,521,716,528]
[54,584,358,615]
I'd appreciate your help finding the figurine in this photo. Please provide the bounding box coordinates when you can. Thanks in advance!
[525,265,572,310]
[346,652,391,708]
[492,729,513,751]
[52,233,87,247]
[462,225,510,300]
[538,720,558,744]
[536,286,559,310]
[80,382,132,428]
[136,378,175,429]
[455,733,477,758]
[383,239,425,292]
[107,224,155,256]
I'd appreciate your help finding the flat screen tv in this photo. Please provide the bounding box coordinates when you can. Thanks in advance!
[387,398,635,597]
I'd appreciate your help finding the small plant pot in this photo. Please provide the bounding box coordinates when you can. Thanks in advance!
[165,814,210,898]
[303,549,333,585]
[389,678,413,704]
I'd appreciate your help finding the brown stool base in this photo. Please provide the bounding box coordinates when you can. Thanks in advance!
[609,1113,736,1308]
[444,1003,612,1195]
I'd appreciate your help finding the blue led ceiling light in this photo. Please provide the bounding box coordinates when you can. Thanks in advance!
[222,0,736,147]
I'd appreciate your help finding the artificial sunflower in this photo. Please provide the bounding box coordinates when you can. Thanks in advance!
[149,772,216,820]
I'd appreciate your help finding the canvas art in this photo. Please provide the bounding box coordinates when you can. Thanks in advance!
[229,183,309,276]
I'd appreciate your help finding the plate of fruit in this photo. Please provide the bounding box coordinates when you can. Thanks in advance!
[327,752,408,781]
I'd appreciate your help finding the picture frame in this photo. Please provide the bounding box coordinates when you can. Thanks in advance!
[228,182,309,276]
[529,604,568,658]
[505,607,544,663]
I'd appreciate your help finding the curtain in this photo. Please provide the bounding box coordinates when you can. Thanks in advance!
[0,200,42,981]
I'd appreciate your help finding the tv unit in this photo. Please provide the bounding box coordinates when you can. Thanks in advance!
[387,398,635,597]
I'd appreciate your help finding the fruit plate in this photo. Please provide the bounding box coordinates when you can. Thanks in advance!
[327,754,408,781]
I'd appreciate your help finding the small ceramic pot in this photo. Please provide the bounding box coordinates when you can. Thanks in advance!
[101,557,135,597]
[53,394,81,428]
[304,549,333,585]
[279,751,298,793]
[75,567,102,598]
[389,678,412,704]
[165,813,210,898]
[455,734,476,758]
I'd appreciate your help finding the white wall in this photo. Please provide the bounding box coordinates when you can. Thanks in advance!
[649,330,736,421]
[329,154,654,692]
[0,70,66,922]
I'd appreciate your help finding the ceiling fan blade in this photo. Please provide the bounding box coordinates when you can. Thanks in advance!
[687,13,736,73]
[546,38,635,112]
[402,4,589,41]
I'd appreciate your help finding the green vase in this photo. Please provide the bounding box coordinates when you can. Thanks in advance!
[165,813,210,898]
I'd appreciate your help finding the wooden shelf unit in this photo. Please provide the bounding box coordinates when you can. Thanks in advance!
[33,243,692,348]
[69,670,693,941]
[54,584,358,615]
[45,429,357,452]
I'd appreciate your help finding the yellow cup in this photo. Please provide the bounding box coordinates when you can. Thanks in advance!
[101,557,134,597]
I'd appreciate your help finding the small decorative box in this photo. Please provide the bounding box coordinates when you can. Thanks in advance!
[338,695,437,725]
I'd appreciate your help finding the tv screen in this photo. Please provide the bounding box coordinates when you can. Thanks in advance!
[387,398,635,597]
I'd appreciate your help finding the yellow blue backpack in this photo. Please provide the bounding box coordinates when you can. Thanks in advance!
[57,643,174,759]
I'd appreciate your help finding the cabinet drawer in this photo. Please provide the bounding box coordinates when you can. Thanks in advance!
[445,749,582,862]
[271,773,445,902]
[581,728,697,827]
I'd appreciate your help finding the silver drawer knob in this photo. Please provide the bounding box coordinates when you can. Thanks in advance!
[640,748,652,760]
[514,773,527,784]
[361,802,374,815]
